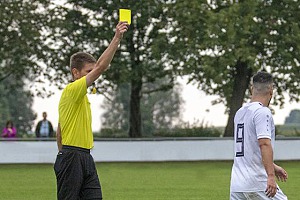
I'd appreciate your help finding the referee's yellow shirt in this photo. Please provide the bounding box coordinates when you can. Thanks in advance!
[58,76,93,149]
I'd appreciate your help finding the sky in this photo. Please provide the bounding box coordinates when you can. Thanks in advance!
[32,78,300,132]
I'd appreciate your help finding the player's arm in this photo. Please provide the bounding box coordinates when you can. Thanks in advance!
[274,163,288,182]
[56,123,62,151]
[86,22,128,87]
[259,138,276,198]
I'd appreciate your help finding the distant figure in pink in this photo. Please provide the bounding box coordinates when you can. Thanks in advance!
[2,120,17,138]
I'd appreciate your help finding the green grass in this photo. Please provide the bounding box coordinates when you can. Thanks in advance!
[0,161,298,200]
[0,164,56,200]
[100,162,232,200]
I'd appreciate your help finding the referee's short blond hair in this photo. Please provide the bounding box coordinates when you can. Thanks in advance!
[70,52,96,79]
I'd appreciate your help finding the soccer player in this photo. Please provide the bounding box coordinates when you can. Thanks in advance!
[230,71,288,200]
[54,21,128,200]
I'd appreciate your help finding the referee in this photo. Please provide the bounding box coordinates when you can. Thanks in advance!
[54,22,128,200]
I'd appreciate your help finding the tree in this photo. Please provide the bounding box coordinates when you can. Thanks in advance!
[285,109,300,124]
[0,85,10,128]
[101,79,183,136]
[0,78,36,134]
[0,0,63,96]
[142,79,183,134]
[101,83,130,133]
[0,1,71,134]
[166,0,300,136]
[47,0,174,137]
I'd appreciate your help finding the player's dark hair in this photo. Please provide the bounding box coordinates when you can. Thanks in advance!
[252,71,273,95]
[252,71,273,85]
[70,52,96,73]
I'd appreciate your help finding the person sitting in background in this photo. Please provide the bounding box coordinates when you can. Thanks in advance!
[35,112,54,138]
[2,120,17,138]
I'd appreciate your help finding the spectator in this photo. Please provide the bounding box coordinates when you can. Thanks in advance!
[2,120,17,138]
[35,112,54,138]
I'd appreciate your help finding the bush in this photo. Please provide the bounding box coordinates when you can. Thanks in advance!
[153,127,221,137]
[276,124,300,137]
[17,131,36,138]
[153,120,222,137]
[94,128,128,138]
[95,126,222,138]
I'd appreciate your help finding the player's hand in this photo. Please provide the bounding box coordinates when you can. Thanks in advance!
[275,165,288,182]
[265,175,277,198]
[115,21,129,40]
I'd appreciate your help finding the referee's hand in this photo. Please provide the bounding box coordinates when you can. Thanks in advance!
[115,21,129,40]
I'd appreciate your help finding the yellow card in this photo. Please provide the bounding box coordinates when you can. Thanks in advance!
[119,9,131,25]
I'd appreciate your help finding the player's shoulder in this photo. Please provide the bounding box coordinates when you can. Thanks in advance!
[238,102,261,112]
[253,104,272,117]
[247,102,267,110]
[238,102,271,116]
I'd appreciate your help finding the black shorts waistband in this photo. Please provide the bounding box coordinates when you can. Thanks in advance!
[62,145,90,153]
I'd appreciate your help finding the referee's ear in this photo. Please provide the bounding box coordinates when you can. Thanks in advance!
[72,68,80,80]
[249,85,253,95]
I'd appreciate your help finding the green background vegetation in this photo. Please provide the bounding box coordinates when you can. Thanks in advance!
[2,1,300,138]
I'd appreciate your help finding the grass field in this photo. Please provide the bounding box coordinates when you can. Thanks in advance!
[0,161,298,200]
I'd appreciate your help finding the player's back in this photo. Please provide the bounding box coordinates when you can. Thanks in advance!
[231,102,274,192]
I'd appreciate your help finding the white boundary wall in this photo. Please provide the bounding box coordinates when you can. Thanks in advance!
[0,138,299,164]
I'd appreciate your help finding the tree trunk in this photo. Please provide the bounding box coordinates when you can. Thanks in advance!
[126,22,143,138]
[224,61,252,137]
[129,78,142,137]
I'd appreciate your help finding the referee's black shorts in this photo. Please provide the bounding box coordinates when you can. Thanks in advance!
[54,145,102,200]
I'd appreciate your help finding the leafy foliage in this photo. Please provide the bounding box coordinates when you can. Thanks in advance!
[165,0,300,136]
[0,78,36,134]
[48,1,177,137]
[0,0,62,96]
[153,127,221,137]
[101,79,184,136]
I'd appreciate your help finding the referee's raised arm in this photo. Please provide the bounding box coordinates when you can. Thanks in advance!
[86,22,129,87]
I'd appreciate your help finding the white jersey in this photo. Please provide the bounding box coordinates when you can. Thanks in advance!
[230,102,275,192]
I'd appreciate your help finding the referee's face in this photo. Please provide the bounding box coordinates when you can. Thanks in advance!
[74,63,95,80]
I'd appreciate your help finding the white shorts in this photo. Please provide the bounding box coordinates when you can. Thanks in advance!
[230,188,288,200]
